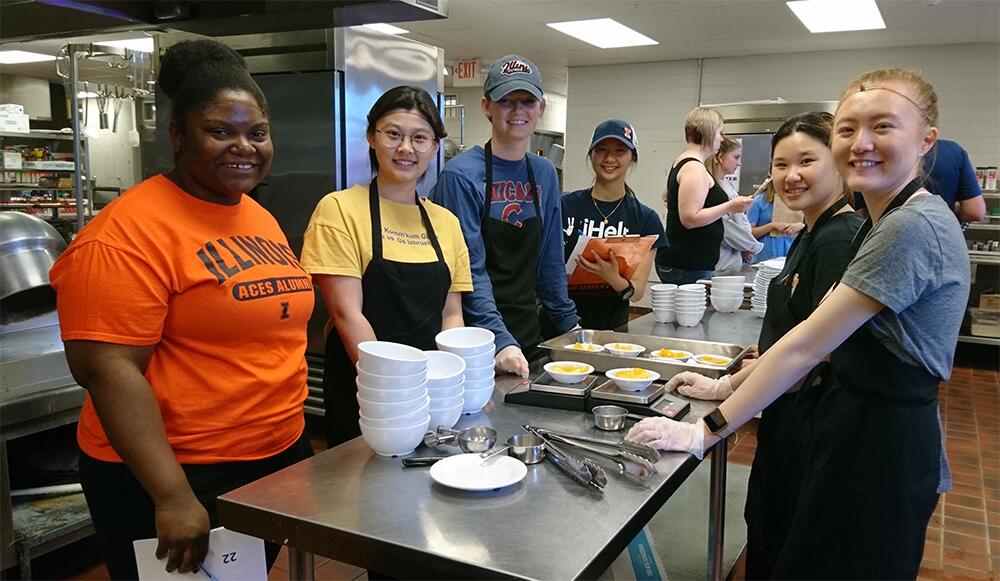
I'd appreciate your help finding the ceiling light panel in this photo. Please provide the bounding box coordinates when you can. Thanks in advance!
[786,0,886,33]
[0,50,57,64]
[546,18,658,49]
[362,23,409,35]
[96,38,154,52]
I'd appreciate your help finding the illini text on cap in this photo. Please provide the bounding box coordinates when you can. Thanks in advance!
[501,59,532,75]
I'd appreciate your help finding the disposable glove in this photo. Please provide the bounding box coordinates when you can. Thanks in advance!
[495,345,529,378]
[665,372,734,401]
[626,417,706,459]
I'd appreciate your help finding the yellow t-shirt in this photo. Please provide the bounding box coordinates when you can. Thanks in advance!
[301,184,473,293]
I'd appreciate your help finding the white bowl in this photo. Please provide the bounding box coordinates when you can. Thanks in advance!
[711,276,745,284]
[461,348,496,368]
[648,348,693,361]
[676,311,705,327]
[678,283,706,292]
[429,391,465,409]
[650,283,678,293]
[564,342,605,353]
[356,392,429,419]
[543,361,594,384]
[675,307,707,315]
[711,287,744,296]
[606,367,660,392]
[428,402,463,431]
[435,327,495,356]
[359,415,430,457]
[464,362,496,381]
[427,375,463,390]
[462,385,495,413]
[464,375,496,390]
[694,353,735,368]
[357,341,428,376]
[424,350,466,384]
[427,382,464,399]
[356,379,428,402]
[602,342,646,357]
[652,309,675,323]
[356,365,427,389]
[711,295,742,313]
[359,399,430,427]
[651,299,675,305]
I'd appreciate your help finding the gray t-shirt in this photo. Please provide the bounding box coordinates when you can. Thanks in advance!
[842,194,969,380]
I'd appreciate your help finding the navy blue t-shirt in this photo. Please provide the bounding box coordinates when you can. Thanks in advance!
[922,139,983,207]
[560,188,666,329]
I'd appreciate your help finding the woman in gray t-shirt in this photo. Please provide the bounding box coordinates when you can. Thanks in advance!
[627,68,969,579]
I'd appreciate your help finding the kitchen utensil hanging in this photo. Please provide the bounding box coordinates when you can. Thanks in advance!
[111,87,125,133]
[96,85,109,130]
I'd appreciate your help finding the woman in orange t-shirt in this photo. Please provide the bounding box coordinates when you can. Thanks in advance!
[49,40,312,580]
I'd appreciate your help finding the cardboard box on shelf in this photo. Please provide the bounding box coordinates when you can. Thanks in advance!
[0,151,22,169]
[0,112,30,133]
[985,167,998,192]
[970,308,1000,338]
[0,104,25,115]
[980,293,1000,312]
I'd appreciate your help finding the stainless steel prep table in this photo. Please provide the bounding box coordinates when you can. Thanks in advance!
[218,310,764,580]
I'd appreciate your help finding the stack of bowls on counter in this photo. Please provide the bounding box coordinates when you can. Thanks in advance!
[751,258,786,318]
[675,283,707,327]
[424,350,466,430]
[709,275,745,313]
[650,283,677,323]
[355,341,430,457]
[435,327,496,414]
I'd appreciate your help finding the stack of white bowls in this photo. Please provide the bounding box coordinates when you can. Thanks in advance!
[355,341,430,457]
[424,350,466,430]
[675,283,707,327]
[751,258,786,318]
[710,275,745,313]
[435,327,496,414]
[650,283,677,323]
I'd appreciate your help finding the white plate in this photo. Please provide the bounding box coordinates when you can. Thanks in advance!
[429,453,527,491]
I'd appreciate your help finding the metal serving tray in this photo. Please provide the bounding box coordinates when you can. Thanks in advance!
[539,329,749,380]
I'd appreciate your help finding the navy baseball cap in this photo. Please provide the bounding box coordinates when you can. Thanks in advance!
[589,119,638,152]
[484,55,543,101]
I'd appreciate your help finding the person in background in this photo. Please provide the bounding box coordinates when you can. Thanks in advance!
[301,86,472,447]
[434,55,579,377]
[746,181,804,262]
[923,138,986,223]
[559,119,666,330]
[707,136,763,275]
[628,68,969,578]
[49,40,314,579]
[666,112,863,579]
[655,107,754,284]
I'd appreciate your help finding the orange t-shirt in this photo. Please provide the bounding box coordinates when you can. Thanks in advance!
[50,175,313,464]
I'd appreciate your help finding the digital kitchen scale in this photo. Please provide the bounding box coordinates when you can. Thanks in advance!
[529,372,600,396]
[589,379,665,405]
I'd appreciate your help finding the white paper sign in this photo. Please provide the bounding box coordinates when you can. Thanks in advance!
[134,527,266,581]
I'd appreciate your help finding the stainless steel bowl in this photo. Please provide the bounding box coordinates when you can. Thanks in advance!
[592,405,629,431]
[456,426,497,453]
[507,434,545,464]
[0,212,67,324]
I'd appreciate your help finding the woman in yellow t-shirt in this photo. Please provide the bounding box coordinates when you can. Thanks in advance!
[301,86,472,446]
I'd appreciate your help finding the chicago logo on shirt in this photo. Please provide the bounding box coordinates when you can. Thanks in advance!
[491,180,539,228]
[196,235,304,285]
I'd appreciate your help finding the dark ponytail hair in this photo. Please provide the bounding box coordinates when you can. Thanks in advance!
[159,40,268,127]
[366,85,446,174]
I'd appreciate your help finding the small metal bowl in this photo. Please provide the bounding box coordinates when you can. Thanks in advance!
[507,434,545,464]
[457,426,497,453]
[592,405,629,431]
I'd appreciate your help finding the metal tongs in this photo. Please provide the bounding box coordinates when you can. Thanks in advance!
[536,430,656,481]
[535,428,660,465]
[522,425,606,491]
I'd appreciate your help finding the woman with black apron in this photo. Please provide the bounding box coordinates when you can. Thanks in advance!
[665,112,862,578]
[557,119,666,331]
[301,86,473,447]
[629,69,969,578]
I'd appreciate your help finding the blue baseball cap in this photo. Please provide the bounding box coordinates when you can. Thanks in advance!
[484,55,543,101]
[589,119,638,152]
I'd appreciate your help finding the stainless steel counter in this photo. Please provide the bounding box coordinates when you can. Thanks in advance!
[218,311,764,580]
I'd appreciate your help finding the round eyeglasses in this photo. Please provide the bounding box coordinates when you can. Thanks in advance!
[375,129,436,153]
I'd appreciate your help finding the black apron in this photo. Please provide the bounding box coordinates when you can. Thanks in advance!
[482,141,544,359]
[743,198,847,580]
[772,179,942,579]
[322,182,451,447]
[565,188,643,331]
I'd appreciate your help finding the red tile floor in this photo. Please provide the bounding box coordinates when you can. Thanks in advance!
[18,369,1000,581]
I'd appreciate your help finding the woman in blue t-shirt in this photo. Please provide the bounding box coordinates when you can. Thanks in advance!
[559,119,666,330]
[747,183,804,262]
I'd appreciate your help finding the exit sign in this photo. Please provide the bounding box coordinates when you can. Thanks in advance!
[453,59,481,87]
